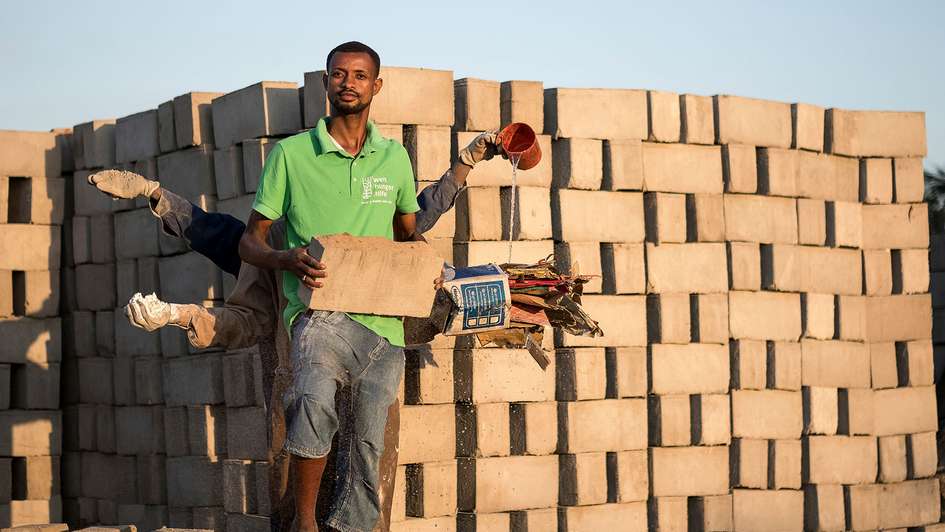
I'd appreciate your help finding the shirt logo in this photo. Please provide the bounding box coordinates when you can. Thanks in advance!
[361,176,395,205]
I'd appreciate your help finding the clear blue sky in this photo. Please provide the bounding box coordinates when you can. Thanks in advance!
[2,0,942,169]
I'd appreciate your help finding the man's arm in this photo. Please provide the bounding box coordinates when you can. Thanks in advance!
[394,212,424,242]
[239,210,325,289]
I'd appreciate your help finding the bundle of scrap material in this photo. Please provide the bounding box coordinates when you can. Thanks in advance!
[407,256,603,369]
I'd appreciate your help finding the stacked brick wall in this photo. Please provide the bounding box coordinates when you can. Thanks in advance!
[0,65,940,531]
[0,129,68,526]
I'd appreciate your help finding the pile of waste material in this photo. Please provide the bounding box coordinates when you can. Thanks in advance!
[475,256,603,368]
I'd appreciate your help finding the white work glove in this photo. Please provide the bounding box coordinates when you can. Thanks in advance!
[125,292,195,332]
[88,169,160,200]
[458,130,503,168]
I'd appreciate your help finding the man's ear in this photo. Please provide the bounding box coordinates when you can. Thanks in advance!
[322,72,329,90]
[373,77,383,97]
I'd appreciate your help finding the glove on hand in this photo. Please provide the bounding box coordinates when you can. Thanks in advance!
[458,130,503,167]
[88,169,160,199]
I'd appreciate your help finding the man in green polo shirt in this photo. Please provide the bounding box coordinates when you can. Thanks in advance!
[239,41,428,532]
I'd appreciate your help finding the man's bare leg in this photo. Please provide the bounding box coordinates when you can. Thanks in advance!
[294,455,329,532]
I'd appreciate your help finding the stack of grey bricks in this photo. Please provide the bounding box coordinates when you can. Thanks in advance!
[0,129,68,527]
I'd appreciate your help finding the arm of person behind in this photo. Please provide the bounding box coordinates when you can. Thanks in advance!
[126,261,278,350]
[415,131,503,234]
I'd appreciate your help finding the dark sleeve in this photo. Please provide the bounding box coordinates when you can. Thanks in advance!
[151,189,245,277]
[415,168,462,235]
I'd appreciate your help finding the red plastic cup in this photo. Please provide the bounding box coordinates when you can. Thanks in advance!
[497,122,541,170]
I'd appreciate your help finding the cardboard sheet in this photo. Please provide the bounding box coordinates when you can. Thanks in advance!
[297,234,443,318]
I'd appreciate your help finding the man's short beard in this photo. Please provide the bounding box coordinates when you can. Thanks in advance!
[331,97,370,115]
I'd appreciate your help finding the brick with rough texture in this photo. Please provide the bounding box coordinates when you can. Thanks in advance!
[544,88,647,140]
[826,109,927,157]
[714,95,792,148]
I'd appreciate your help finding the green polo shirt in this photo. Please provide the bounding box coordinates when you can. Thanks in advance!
[252,118,420,347]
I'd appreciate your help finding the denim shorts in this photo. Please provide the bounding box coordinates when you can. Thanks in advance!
[283,310,404,532]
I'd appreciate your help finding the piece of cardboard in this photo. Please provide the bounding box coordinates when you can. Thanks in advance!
[443,264,512,335]
[298,234,443,317]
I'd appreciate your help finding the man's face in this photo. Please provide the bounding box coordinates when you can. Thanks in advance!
[324,52,382,116]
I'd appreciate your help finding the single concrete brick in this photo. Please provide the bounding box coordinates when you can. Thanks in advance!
[614,450,648,503]
[399,404,456,464]
[0,224,62,271]
[864,294,932,342]
[879,434,907,483]
[728,290,801,341]
[804,484,845,532]
[715,95,792,148]
[873,386,937,436]
[555,348,606,401]
[557,295,647,347]
[213,145,244,200]
[893,157,924,203]
[832,200,862,248]
[732,390,802,439]
[772,439,801,489]
[691,193,725,242]
[723,194,798,244]
[89,213,115,264]
[646,293,690,344]
[641,142,723,194]
[558,452,608,506]
[650,343,729,394]
[733,339,766,390]
[405,347,454,405]
[804,386,838,435]
[157,100,177,153]
[837,295,867,341]
[73,119,116,169]
[757,147,797,196]
[862,203,929,250]
[156,145,216,208]
[555,241,603,293]
[732,438,767,488]
[115,405,163,456]
[644,192,686,244]
[900,248,930,295]
[651,446,729,496]
[457,455,557,513]
[826,108,927,157]
[722,143,757,193]
[654,394,691,447]
[602,139,643,190]
[509,400,557,456]
[727,242,761,291]
[166,456,222,507]
[800,339,870,388]
[454,78,500,131]
[162,354,224,407]
[241,137,279,192]
[501,186,552,240]
[615,347,647,398]
[456,402,510,458]
[806,435,878,485]
[647,90,680,143]
[406,460,457,518]
[646,243,727,293]
[114,208,160,259]
[11,362,59,409]
[222,348,264,407]
[804,292,834,340]
[227,406,267,460]
[500,80,544,130]
[551,137,603,189]
[680,93,715,145]
[796,198,826,245]
[454,348,555,404]
[877,479,940,529]
[557,502,647,532]
[0,317,62,365]
[158,252,222,302]
[732,489,803,532]
[559,399,646,453]
[796,151,859,202]
[403,125,450,181]
[601,243,645,294]
[211,81,299,148]
[115,109,160,163]
[544,88,647,140]
[862,158,893,204]
[172,92,221,147]
[792,102,825,152]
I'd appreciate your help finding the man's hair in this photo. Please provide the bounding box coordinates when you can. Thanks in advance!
[326,41,381,77]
